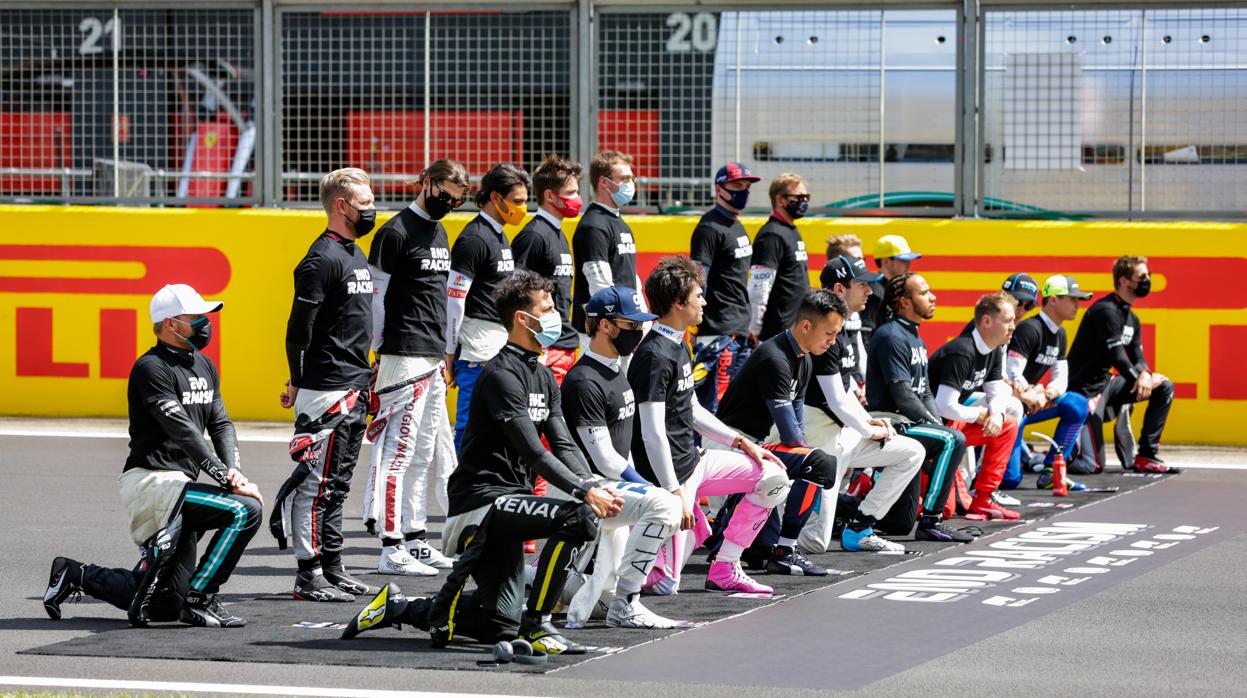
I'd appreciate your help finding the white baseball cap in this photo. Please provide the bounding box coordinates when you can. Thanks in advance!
[149,284,223,323]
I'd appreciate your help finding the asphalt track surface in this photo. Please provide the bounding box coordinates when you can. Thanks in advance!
[1,423,1245,697]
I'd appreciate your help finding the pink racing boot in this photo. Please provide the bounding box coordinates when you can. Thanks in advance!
[705,560,773,595]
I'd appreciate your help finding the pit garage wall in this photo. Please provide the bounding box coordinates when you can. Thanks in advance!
[0,206,1243,445]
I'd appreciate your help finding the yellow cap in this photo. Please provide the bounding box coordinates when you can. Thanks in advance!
[874,235,922,261]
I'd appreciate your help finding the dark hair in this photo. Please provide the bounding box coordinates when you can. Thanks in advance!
[797,288,847,325]
[474,163,532,208]
[884,272,916,322]
[420,158,469,189]
[1112,254,1147,290]
[645,255,703,317]
[590,150,632,190]
[533,155,582,204]
[494,270,554,331]
[973,291,1013,324]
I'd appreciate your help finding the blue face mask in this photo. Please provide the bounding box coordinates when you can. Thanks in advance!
[719,185,750,211]
[522,311,562,349]
[609,180,635,208]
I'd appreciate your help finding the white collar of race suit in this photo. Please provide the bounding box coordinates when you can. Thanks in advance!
[407,201,432,221]
[971,328,994,355]
[535,207,563,229]
[592,201,621,217]
[1039,309,1061,334]
[585,347,621,373]
[479,211,505,235]
[652,322,684,345]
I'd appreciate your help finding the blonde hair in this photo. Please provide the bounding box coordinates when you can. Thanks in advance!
[319,167,371,214]
[768,173,805,206]
[825,233,863,259]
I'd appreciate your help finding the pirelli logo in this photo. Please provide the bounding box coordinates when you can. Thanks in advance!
[0,244,229,378]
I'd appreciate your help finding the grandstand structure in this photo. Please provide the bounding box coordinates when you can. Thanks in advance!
[0,0,1243,218]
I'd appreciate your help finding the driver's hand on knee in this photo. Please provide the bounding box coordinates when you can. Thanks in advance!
[585,486,623,519]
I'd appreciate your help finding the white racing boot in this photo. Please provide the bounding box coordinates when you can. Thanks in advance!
[378,544,437,577]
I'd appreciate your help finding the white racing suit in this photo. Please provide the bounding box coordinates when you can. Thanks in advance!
[563,480,681,627]
[362,355,457,543]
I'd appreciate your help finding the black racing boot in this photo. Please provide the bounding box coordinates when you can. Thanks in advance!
[43,557,83,620]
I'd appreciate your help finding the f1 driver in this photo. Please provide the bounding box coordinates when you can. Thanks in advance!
[341,270,624,655]
[43,284,263,628]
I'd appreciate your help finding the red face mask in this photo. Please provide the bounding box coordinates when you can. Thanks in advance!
[553,193,582,218]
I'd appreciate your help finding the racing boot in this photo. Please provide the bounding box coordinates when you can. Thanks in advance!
[43,557,84,620]
[322,550,373,595]
[341,582,429,639]
[180,591,246,628]
[128,514,184,627]
[705,559,773,595]
[293,569,354,602]
[519,615,587,655]
[606,594,681,630]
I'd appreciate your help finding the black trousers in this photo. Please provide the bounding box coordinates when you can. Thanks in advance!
[876,423,966,534]
[82,483,261,617]
[1083,374,1174,468]
[425,495,598,643]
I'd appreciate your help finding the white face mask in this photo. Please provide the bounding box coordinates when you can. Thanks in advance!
[609,180,635,208]
[521,310,562,349]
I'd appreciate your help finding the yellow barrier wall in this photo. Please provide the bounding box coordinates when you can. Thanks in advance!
[1,206,1244,445]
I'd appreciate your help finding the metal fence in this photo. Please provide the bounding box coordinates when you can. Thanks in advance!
[0,6,257,206]
[0,1,1244,218]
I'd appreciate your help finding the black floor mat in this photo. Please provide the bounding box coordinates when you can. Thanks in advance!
[20,470,1166,673]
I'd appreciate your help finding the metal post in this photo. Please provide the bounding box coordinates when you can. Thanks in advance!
[734,14,742,162]
[112,6,121,199]
[878,12,886,208]
[1139,9,1148,214]
[424,11,432,168]
[574,0,595,178]
[955,0,983,218]
[260,0,278,206]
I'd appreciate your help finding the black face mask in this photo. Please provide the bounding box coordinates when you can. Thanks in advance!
[611,326,644,357]
[174,317,212,351]
[784,198,809,220]
[350,205,377,237]
[1134,277,1151,298]
[423,193,452,221]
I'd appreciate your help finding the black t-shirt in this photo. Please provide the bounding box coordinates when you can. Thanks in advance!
[752,216,810,341]
[368,207,451,357]
[628,326,698,486]
[1068,294,1147,397]
[865,317,930,413]
[860,279,888,341]
[1009,315,1067,385]
[572,203,638,330]
[291,231,373,390]
[561,354,636,474]
[513,214,578,349]
[929,334,1004,403]
[806,325,857,419]
[841,316,866,386]
[125,342,230,480]
[690,207,752,336]
[451,215,514,326]
[448,343,564,515]
[717,332,810,441]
